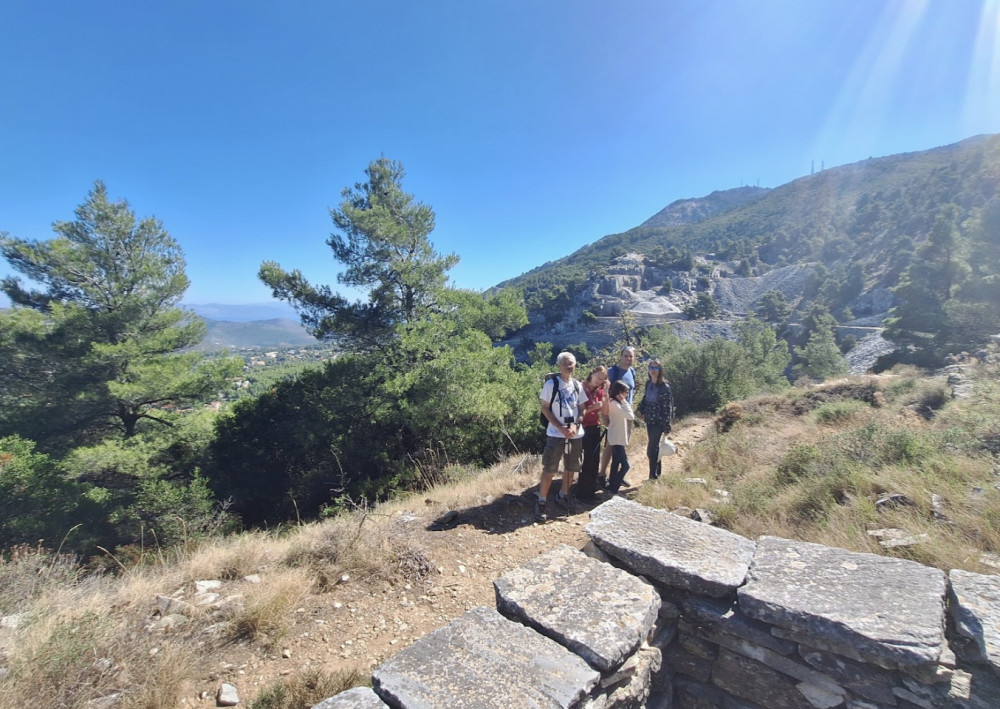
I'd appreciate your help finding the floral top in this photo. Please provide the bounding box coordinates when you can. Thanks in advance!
[638,380,674,430]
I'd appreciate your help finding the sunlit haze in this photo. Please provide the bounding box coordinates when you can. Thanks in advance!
[1,0,998,308]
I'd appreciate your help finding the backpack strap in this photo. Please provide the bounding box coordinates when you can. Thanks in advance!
[548,376,581,421]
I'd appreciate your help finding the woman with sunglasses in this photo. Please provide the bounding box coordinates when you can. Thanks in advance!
[637,359,674,479]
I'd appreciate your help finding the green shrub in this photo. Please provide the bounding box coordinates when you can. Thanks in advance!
[0,436,106,555]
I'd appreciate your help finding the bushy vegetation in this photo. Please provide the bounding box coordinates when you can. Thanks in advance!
[638,316,790,416]
[0,164,542,553]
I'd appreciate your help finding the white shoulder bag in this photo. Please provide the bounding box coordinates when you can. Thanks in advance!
[658,434,677,459]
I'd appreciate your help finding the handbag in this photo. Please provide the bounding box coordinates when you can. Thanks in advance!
[658,434,677,459]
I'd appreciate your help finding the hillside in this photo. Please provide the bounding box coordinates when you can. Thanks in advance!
[192,317,318,351]
[639,185,770,229]
[498,134,1000,360]
[3,356,999,708]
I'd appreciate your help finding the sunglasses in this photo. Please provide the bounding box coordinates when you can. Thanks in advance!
[649,366,660,370]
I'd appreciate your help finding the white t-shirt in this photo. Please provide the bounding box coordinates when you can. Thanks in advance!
[540,376,588,439]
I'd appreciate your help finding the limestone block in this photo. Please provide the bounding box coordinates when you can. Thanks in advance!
[493,544,661,672]
[216,683,239,707]
[949,568,1000,675]
[312,686,389,708]
[586,497,756,597]
[665,643,712,683]
[599,645,662,707]
[677,632,719,661]
[681,596,798,655]
[371,606,599,708]
[679,616,846,700]
[738,536,947,669]
[712,649,816,709]
[797,646,898,705]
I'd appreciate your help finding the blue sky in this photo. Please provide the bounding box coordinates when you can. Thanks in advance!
[2,0,998,309]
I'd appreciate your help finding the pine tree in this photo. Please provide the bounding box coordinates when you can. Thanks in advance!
[0,182,239,445]
[259,157,458,349]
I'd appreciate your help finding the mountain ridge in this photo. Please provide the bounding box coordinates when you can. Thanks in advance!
[495,132,1000,359]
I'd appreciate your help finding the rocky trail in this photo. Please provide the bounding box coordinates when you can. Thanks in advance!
[177,417,714,707]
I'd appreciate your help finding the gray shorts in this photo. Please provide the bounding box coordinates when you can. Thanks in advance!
[542,436,583,475]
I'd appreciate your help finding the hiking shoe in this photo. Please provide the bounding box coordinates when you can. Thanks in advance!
[620,479,632,488]
[534,498,548,521]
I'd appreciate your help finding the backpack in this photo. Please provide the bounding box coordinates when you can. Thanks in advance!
[540,373,581,427]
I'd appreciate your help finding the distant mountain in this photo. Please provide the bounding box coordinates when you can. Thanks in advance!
[192,317,318,351]
[496,133,1000,358]
[184,302,298,322]
[502,135,999,301]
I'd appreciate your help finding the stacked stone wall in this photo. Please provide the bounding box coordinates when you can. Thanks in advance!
[313,497,1000,708]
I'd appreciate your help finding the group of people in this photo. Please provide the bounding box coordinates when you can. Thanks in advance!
[536,346,674,520]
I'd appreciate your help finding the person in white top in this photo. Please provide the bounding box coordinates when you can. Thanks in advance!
[602,379,635,496]
[537,351,588,519]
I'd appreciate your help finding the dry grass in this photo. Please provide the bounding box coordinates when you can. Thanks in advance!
[3,362,999,706]
[0,592,198,709]
[636,360,1000,573]
[417,453,542,513]
[181,529,280,582]
[248,668,370,709]
[223,567,312,646]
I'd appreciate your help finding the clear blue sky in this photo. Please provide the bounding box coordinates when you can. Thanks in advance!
[1,0,998,307]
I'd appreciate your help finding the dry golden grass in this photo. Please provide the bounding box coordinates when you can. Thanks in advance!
[417,453,541,513]
[634,361,1000,573]
[223,567,312,646]
[182,529,280,582]
[0,597,198,709]
[250,667,371,709]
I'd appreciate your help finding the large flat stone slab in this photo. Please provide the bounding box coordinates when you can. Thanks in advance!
[371,606,599,708]
[738,536,947,669]
[312,687,388,708]
[493,544,660,671]
[949,568,1000,675]
[586,496,756,596]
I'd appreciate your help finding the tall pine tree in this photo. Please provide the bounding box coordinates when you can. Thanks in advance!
[0,182,239,446]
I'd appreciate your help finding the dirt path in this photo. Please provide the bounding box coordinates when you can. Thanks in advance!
[178,417,714,706]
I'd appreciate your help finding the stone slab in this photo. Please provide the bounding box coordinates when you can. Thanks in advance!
[738,536,947,669]
[712,648,815,709]
[371,606,599,708]
[797,646,899,705]
[949,568,1000,674]
[494,544,660,672]
[682,596,798,656]
[312,687,389,708]
[586,496,756,597]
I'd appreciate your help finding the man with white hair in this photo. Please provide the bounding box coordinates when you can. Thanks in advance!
[537,351,588,520]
